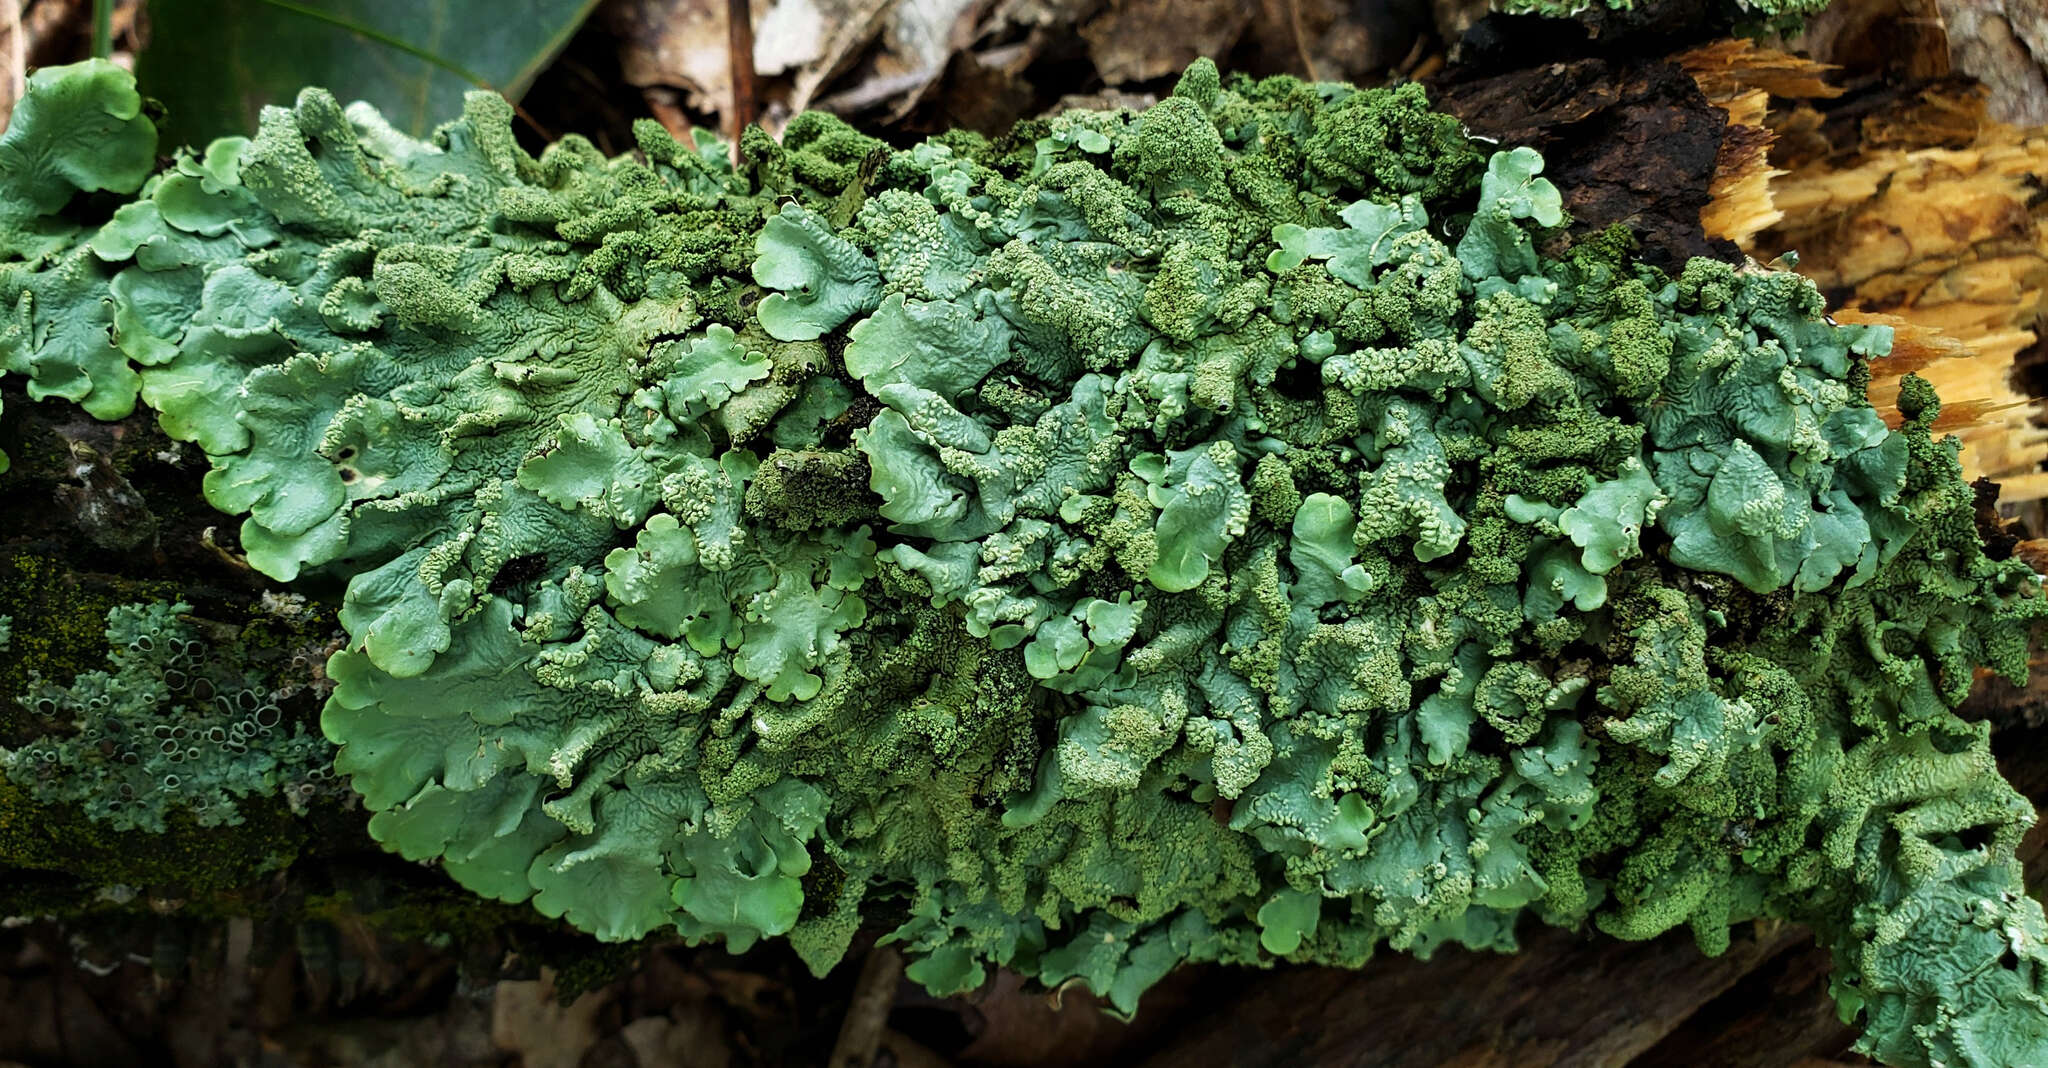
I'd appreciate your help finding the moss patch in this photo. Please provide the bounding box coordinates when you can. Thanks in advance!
[0,551,179,742]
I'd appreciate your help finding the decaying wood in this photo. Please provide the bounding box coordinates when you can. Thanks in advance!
[1931,0,2048,126]
[1687,33,2048,504]
[1138,914,1826,1065]
[1679,39,1846,247]
[1428,56,1737,271]
[1138,922,1821,1068]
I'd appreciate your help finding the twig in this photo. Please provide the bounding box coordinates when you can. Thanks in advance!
[512,103,555,143]
[727,0,755,165]
[1287,0,1319,83]
[5,0,25,121]
[828,944,904,1068]
[1394,33,1428,79]
[642,86,693,143]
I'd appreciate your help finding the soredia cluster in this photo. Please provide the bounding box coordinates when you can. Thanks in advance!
[1,58,2045,1068]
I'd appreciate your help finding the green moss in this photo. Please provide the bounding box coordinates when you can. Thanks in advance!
[0,552,178,741]
[299,885,557,944]
[550,940,657,1003]
[0,777,308,904]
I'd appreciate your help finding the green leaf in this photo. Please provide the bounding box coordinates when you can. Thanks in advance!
[135,0,600,144]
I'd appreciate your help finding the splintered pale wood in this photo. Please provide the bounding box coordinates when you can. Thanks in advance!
[1678,40,1844,249]
[1688,40,2048,499]
[1699,88,1784,248]
[1770,126,2048,492]
[1847,309,2048,500]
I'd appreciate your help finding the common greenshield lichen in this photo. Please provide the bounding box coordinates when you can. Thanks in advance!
[0,58,2044,1067]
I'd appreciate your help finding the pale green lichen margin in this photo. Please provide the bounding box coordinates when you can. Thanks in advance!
[0,58,158,472]
[0,58,2044,1067]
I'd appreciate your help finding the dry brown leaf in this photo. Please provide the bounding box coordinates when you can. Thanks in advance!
[606,0,983,134]
[785,0,893,115]
[1265,0,1433,86]
[955,969,1133,1065]
[1078,0,1253,84]
[1049,87,1156,114]
[619,1010,734,1068]
[491,969,612,1068]
[896,41,1038,133]
[878,1029,960,1068]
[976,0,1101,37]
[881,0,981,77]
[753,0,831,77]
[604,0,737,118]
[1,2,23,129]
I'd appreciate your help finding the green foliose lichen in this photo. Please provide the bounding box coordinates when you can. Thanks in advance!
[0,57,2042,1068]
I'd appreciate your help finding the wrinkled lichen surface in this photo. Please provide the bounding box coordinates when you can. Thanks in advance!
[1,57,2045,1067]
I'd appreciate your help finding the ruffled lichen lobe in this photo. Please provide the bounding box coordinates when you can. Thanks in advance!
[0,56,2041,1068]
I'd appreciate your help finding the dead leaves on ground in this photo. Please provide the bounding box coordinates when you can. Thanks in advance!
[603,0,1437,137]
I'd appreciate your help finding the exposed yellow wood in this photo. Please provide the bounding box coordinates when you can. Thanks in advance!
[1685,40,2048,499]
